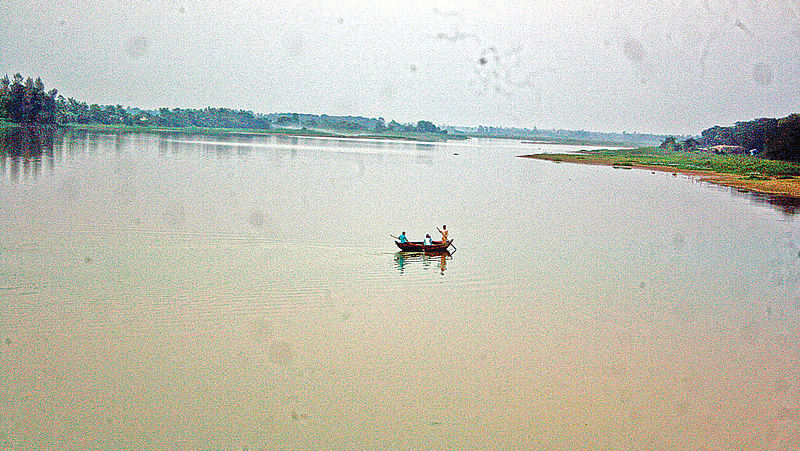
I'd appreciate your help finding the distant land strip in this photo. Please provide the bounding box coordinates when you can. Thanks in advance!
[59,123,462,142]
[0,73,669,146]
[522,147,800,199]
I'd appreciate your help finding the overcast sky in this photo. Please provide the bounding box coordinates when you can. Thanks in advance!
[2,0,799,134]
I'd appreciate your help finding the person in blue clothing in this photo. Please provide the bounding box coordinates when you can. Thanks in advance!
[398,231,408,243]
[423,233,432,246]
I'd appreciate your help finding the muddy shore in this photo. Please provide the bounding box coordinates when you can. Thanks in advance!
[522,152,800,199]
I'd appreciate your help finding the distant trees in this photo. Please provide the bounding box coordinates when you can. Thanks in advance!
[660,136,677,150]
[416,120,441,133]
[0,74,59,124]
[764,114,800,161]
[56,99,153,126]
[663,115,800,161]
[0,73,274,130]
[384,119,446,134]
[56,97,91,123]
[660,136,700,151]
[155,107,270,129]
[55,101,271,130]
[700,118,778,152]
[265,114,447,135]
[0,73,452,139]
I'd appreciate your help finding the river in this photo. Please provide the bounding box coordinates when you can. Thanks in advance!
[1,129,799,448]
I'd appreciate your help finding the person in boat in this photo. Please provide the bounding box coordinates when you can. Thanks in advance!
[424,233,432,246]
[398,231,408,244]
[437,225,448,243]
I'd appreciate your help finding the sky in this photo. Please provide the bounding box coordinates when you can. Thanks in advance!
[2,0,799,135]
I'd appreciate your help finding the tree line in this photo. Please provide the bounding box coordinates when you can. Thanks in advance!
[0,73,449,136]
[55,101,272,130]
[466,125,664,145]
[0,74,59,124]
[265,113,448,135]
[0,73,274,129]
[661,115,800,161]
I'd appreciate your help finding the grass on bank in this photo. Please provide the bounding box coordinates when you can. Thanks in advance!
[524,146,800,199]
[529,146,800,178]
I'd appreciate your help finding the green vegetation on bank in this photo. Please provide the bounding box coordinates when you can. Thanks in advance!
[65,122,457,142]
[66,122,344,137]
[528,147,800,178]
[0,73,459,142]
[661,114,800,161]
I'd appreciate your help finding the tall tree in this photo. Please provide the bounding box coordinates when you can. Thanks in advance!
[764,114,800,161]
[0,73,57,124]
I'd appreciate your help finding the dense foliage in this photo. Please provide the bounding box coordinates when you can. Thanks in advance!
[0,73,449,137]
[264,114,448,135]
[54,100,272,130]
[700,118,778,152]
[663,115,800,161]
[0,74,59,124]
[764,114,800,161]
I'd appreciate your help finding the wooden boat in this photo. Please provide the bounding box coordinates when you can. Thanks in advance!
[395,239,453,252]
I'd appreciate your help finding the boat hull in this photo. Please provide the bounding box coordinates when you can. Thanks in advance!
[395,240,452,252]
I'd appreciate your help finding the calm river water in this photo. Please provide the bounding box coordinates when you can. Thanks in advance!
[1,129,799,448]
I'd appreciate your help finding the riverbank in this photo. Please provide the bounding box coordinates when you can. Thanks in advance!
[0,121,463,142]
[61,123,464,142]
[522,147,800,198]
[493,136,654,147]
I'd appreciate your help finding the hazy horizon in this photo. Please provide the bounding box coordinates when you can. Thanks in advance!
[3,0,799,135]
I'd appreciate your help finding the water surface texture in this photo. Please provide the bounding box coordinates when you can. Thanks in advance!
[1,131,799,448]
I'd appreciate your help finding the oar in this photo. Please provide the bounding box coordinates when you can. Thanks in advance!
[390,235,399,240]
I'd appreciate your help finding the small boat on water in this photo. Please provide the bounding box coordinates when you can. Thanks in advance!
[395,239,453,252]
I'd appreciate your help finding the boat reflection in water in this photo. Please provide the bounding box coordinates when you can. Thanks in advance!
[394,249,452,274]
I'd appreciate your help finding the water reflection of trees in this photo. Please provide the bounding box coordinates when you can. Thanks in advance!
[766,196,800,215]
[0,129,268,182]
[155,132,255,157]
[0,127,57,181]
[690,177,800,216]
[727,187,800,215]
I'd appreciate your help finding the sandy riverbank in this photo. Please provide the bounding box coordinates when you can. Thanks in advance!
[522,152,800,199]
